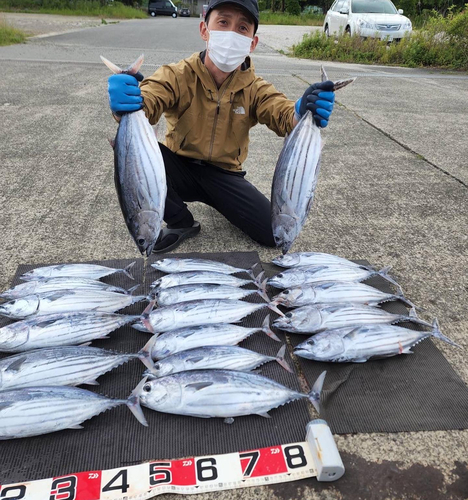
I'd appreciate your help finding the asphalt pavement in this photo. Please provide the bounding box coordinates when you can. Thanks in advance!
[0,14,467,500]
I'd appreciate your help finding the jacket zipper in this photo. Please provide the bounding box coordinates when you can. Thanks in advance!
[208,72,236,162]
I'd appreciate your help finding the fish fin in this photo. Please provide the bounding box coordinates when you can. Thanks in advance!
[256,277,270,302]
[126,54,144,75]
[261,314,281,342]
[0,402,13,411]
[131,322,150,333]
[343,328,361,341]
[267,302,285,318]
[353,358,369,363]
[127,284,140,295]
[430,318,461,348]
[186,382,214,391]
[123,261,136,280]
[46,290,74,301]
[127,380,149,427]
[333,77,356,91]
[100,55,123,74]
[224,417,235,424]
[320,64,328,82]
[186,356,205,364]
[68,425,84,430]
[83,379,100,386]
[406,307,432,328]
[246,263,259,279]
[79,342,93,347]
[252,368,262,374]
[6,356,27,372]
[257,412,271,419]
[395,290,423,312]
[308,370,326,414]
[276,344,294,373]
[253,271,265,289]
[139,336,157,365]
[377,266,400,288]
[35,318,59,328]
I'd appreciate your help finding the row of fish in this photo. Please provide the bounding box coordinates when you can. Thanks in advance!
[266,252,459,362]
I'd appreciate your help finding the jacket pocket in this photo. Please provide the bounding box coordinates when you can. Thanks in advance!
[167,108,194,153]
[230,112,251,166]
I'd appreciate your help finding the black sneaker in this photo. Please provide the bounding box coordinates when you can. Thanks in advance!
[152,221,201,253]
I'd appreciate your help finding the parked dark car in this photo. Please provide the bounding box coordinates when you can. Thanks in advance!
[179,7,191,16]
[148,0,178,17]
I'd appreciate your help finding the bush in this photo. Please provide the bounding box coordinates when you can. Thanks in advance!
[0,18,27,45]
[285,0,301,15]
[292,8,468,70]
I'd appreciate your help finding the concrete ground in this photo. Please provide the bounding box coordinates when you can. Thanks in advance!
[0,14,467,500]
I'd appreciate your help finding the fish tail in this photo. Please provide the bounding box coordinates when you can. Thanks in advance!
[267,301,285,318]
[261,314,281,342]
[126,54,144,76]
[320,65,328,82]
[122,261,136,280]
[127,378,149,426]
[430,318,461,348]
[275,344,293,373]
[308,370,327,414]
[126,284,140,295]
[100,55,123,73]
[137,347,155,370]
[257,277,270,303]
[407,307,432,328]
[395,289,423,312]
[247,262,259,279]
[253,270,265,289]
[377,266,400,288]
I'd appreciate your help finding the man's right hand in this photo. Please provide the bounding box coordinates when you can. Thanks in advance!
[108,73,144,115]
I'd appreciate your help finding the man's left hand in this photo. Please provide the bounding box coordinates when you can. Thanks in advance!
[295,81,335,128]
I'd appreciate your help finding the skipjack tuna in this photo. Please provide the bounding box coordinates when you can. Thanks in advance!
[272,282,417,309]
[151,258,257,276]
[20,262,135,281]
[273,304,432,334]
[0,346,152,391]
[130,369,326,424]
[135,300,283,334]
[0,289,147,320]
[294,319,459,362]
[151,270,264,290]
[270,68,355,254]
[0,312,138,353]
[143,344,292,378]
[0,386,142,440]
[139,316,280,359]
[267,265,399,289]
[0,278,138,301]
[153,283,269,306]
[102,54,167,256]
[272,252,367,269]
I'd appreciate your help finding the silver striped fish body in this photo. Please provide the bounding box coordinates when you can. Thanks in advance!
[114,109,167,256]
[0,386,125,440]
[143,299,267,334]
[273,282,402,308]
[155,284,260,306]
[0,347,137,390]
[272,252,363,269]
[20,263,135,282]
[267,265,378,289]
[151,258,251,275]
[271,111,322,254]
[146,346,277,377]
[152,271,253,289]
[0,290,145,319]
[1,278,129,300]
[137,370,305,419]
[145,323,266,359]
[0,312,136,353]
[273,304,424,334]
[294,324,437,362]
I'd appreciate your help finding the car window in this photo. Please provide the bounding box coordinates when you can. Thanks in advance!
[165,1,172,7]
[333,0,344,11]
[351,0,397,14]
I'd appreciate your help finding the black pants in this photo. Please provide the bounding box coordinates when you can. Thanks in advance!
[159,143,275,247]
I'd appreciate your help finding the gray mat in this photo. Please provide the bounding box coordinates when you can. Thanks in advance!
[263,260,468,434]
[0,253,311,485]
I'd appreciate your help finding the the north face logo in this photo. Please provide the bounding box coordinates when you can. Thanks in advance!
[233,106,246,115]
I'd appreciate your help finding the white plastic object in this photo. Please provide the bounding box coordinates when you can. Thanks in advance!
[306,419,345,482]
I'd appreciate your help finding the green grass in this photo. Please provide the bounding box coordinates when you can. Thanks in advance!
[0,1,146,19]
[292,9,468,71]
[0,18,27,45]
[259,11,324,26]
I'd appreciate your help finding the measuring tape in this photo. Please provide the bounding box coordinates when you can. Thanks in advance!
[0,420,344,499]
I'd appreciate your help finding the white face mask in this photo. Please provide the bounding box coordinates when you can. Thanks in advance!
[206,27,253,73]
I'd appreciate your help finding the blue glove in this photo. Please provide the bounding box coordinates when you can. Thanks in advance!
[108,72,144,115]
[294,80,335,128]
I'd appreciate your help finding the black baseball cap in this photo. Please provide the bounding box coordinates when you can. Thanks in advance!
[205,0,259,32]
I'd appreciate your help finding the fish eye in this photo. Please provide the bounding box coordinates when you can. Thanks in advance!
[283,290,290,295]
[286,312,292,318]
[154,363,160,370]
[137,238,146,246]
[277,274,283,278]
[143,383,152,392]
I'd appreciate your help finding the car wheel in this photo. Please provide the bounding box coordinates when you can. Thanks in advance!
[172,12,177,17]
[345,26,351,36]
[150,11,156,16]
[324,24,330,37]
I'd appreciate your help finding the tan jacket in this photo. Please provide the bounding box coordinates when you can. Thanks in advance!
[140,51,295,171]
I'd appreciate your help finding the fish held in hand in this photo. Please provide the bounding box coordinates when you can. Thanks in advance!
[102,54,167,256]
[273,304,432,334]
[294,319,459,362]
[130,369,326,424]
